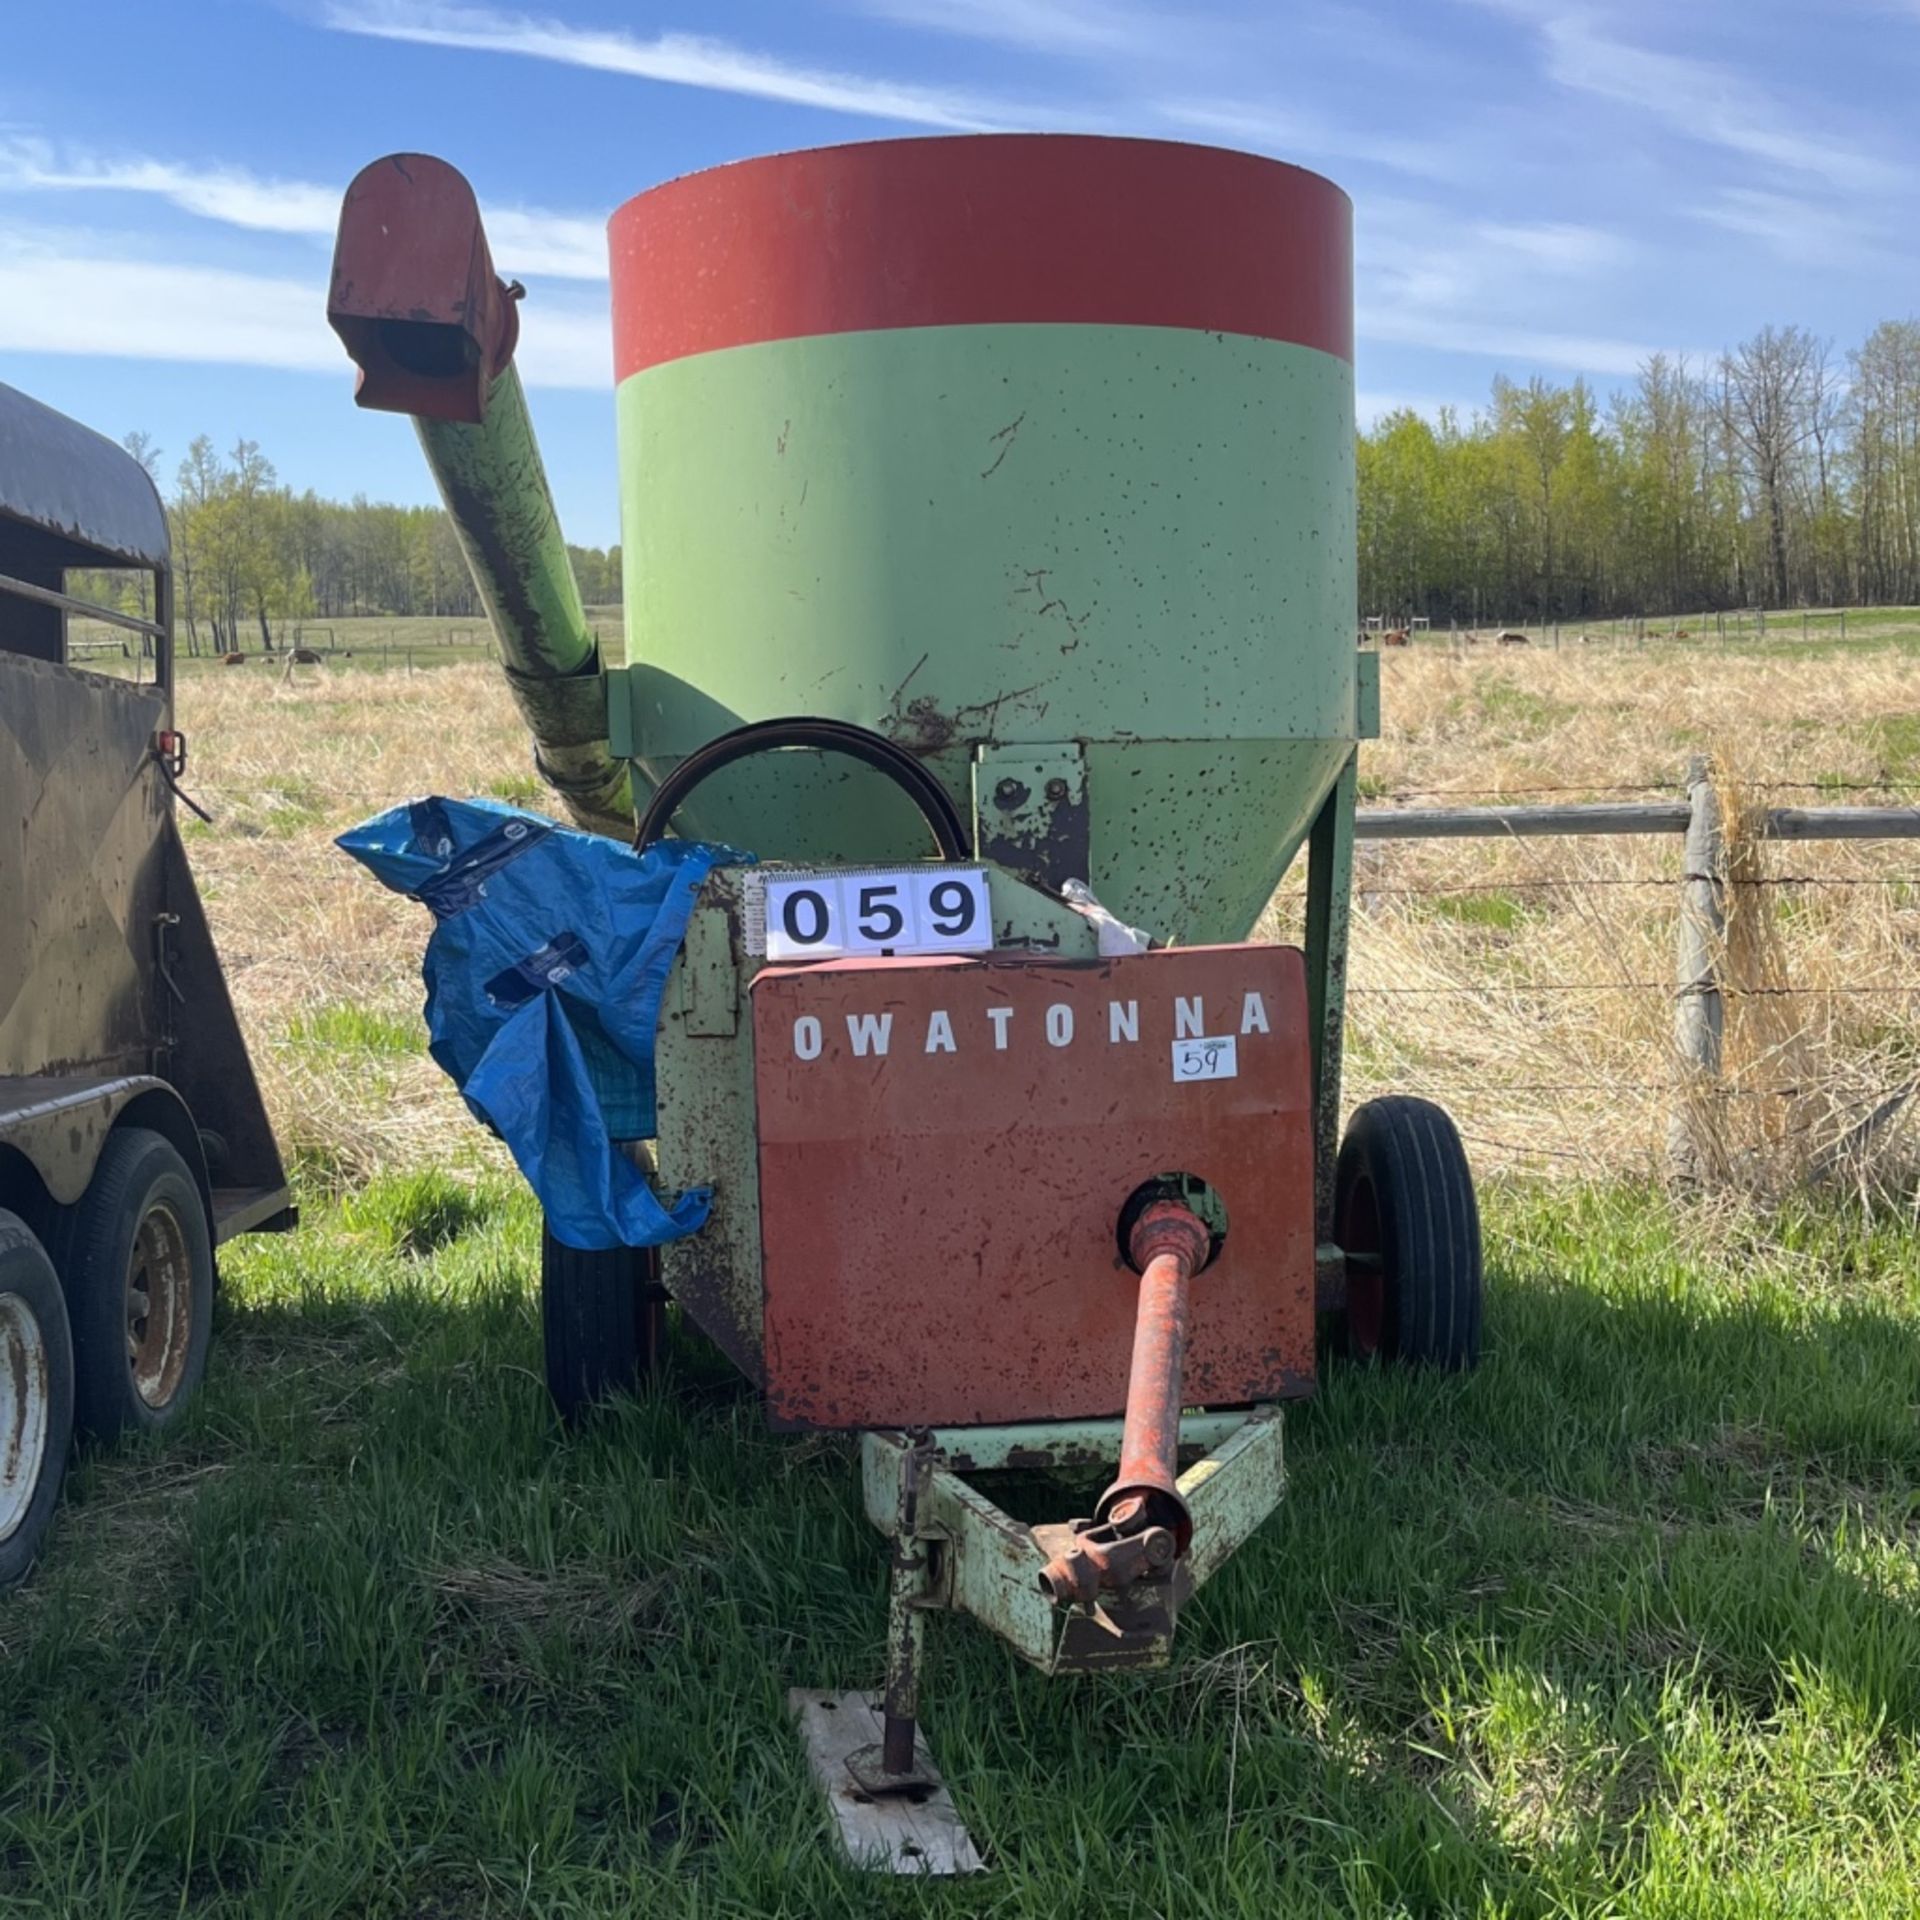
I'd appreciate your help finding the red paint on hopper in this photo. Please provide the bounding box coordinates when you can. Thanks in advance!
[609,135,1351,377]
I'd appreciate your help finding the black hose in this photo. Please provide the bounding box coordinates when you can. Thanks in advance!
[632,717,971,861]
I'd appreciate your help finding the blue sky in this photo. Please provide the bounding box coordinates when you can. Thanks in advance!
[2,0,1913,548]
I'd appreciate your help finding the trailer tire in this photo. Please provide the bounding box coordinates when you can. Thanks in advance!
[47,1129,214,1441]
[1333,1096,1482,1370]
[540,1221,664,1424]
[0,1212,74,1589]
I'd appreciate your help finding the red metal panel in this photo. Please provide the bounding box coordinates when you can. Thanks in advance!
[753,945,1316,1429]
[610,135,1353,377]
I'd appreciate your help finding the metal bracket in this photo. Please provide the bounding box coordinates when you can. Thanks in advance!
[972,743,1089,895]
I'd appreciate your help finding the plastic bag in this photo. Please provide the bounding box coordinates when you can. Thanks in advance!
[339,796,746,1249]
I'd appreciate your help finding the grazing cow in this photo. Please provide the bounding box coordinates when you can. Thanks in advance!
[290,647,323,665]
[221,651,247,666]
[1382,628,1410,647]
[1496,629,1530,646]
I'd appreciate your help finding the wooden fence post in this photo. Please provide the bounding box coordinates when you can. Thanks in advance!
[1669,755,1727,1182]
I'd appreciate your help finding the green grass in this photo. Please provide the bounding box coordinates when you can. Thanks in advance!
[1871,714,1920,786]
[1427,891,1537,933]
[1463,681,1576,739]
[284,1004,423,1058]
[4,1179,1919,1916]
[486,771,547,807]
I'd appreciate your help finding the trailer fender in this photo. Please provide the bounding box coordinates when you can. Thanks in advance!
[0,1076,211,1228]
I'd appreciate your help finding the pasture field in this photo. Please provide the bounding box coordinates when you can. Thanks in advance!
[144,621,1920,1191]
[3,632,1919,1915]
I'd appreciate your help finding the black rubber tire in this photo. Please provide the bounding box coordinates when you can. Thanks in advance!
[0,1211,75,1589]
[540,1220,665,1423]
[46,1128,214,1442]
[1333,1096,1483,1370]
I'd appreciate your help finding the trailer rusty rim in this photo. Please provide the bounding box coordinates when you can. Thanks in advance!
[126,1201,194,1410]
[1337,1173,1386,1359]
[0,1292,52,1544]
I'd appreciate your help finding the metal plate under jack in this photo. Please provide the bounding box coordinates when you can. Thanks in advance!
[788,1690,985,1876]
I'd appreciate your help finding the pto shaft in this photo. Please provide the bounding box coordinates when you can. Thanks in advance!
[1096,1200,1212,1550]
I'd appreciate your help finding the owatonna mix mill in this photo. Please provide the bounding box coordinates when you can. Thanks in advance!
[328,136,1481,1871]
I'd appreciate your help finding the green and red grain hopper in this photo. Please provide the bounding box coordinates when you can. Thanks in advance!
[328,135,1481,1869]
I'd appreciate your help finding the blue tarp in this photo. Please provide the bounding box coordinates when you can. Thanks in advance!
[338,796,745,1250]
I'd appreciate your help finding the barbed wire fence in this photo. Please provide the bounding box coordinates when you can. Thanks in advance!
[1312,757,1920,1191]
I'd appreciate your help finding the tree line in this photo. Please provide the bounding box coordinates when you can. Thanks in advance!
[80,434,620,654]
[78,316,1920,647]
[1359,320,1920,625]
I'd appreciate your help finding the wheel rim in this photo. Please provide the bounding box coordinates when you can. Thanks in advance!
[127,1202,194,1410]
[0,1293,51,1545]
[1338,1172,1386,1359]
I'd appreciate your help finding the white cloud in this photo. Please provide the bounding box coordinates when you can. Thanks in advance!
[1473,220,1625,274]
[1161,99,1463,182]
[0,137,608,280]
[1360,309,1685,378]
[1502,5,1896,192]
[854,0,1162,54]
[454,207,607,282]
[0,233,338,373]
[1688,187,1886,269]
[1359,200,1625,310]
[0,140,342,235]
[511,304,611,389]
[1352,198,1673,375]
[0,221,610,385]
[325,0,1011,129]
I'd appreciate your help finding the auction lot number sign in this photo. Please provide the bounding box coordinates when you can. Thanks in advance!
[764,866,992,961]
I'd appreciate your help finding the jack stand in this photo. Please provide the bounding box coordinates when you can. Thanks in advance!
[850,1434,935,1794]
[791,1435,984,1874]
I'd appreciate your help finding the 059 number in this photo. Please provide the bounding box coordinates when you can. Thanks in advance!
[765,868,990,961]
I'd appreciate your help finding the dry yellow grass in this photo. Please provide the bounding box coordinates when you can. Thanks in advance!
[177,642,1920,1196]
[1308,646,1920,1190]
[180,660,530,1183]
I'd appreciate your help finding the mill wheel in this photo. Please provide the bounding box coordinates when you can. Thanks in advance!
[1333,1096,1483,1370]
[539,1220,666,1423]
[47,1129,214,1440]
[0,1210,75,1588]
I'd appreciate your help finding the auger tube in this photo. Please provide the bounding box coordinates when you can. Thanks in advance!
[326,152,631,836]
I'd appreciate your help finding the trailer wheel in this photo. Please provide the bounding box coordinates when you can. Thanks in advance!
[1333,1096,1482,1370]
[48,1129,214,1441]
[0,1211,74,1588]
[540,1220,665,1423]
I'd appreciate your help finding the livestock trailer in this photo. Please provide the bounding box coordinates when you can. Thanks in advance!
[0,384,292,1586]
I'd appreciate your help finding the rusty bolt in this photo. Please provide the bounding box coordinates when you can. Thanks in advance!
[993,778,1029,810]
[1044,777,1070,803]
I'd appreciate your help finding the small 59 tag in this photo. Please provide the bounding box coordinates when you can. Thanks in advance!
[764,867,991,962]
[1171,1036,1238,1083]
